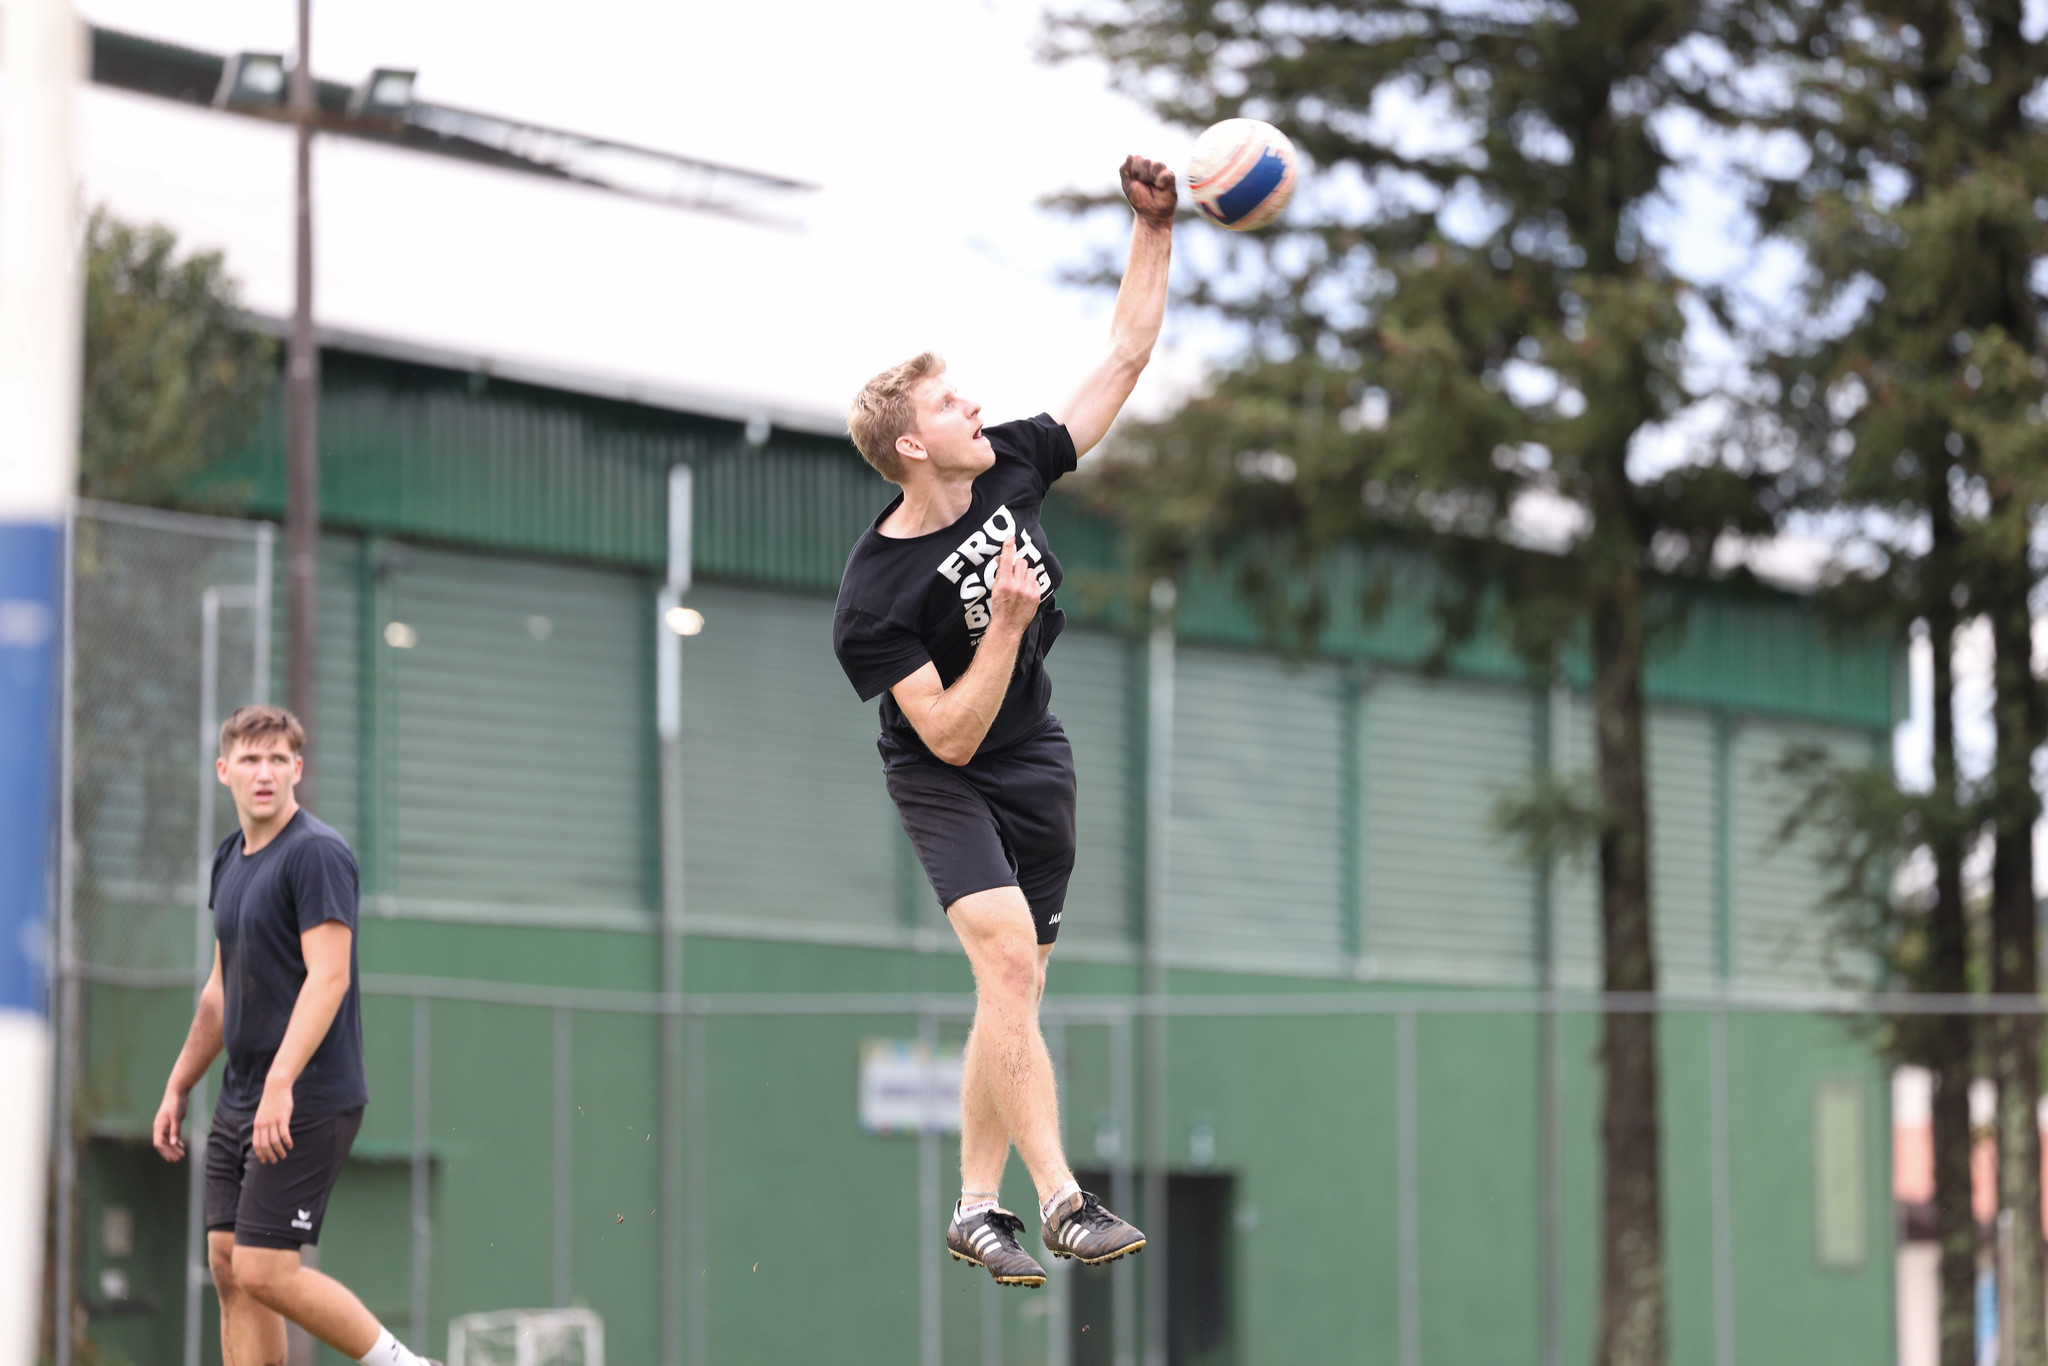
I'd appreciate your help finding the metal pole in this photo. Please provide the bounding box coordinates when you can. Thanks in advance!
[253,523,275,704]
[285,0,320,803]
[411,996,431,1349]
[1707,710,1736,1366]
[1395,1009,1421,1366]
[183,588,223,1366]
[1141,580,1174,1366]
[1537,681,1566,1366]
[656,464,691,1366]
[1708,1009,1735,1366]
[51,505,79,1366]
[918,1013,941,1366]
[1046,1016,1071,1366]
[981,1264,1001,1366]
[0,0,81,1357]
[685,1013,708,1366]
[1709,709,1736,1366]
[554,1007,573,1307]
[1110,1015,1136,1366]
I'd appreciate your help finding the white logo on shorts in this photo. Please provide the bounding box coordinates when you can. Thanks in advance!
[291,1209,313,1230]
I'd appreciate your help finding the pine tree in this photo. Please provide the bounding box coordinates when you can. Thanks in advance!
[1051,4,1784,1360]
[1747,1,2048,1356]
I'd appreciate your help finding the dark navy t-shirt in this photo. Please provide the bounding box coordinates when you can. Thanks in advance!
[832,414,1078,762]
[209,809,368,1118]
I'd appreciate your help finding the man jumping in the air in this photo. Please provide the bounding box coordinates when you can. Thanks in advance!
[833,155,1175,1287]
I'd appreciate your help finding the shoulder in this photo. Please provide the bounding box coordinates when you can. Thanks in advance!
[212,830,241,867]
[982,414,1077,489]
[835,531,909,618]
[284,816,359,875]
[983,413,1071,460]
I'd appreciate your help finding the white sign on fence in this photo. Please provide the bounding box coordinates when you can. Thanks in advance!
[859,1039,964,1135]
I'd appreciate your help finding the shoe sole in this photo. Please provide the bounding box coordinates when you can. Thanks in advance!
[948,1248,1047,1288]
[1048,1237,1146,1266]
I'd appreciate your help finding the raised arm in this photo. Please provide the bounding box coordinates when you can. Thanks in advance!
[1055,156,1177,459]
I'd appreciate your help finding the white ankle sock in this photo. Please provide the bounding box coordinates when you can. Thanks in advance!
[360,1327,428,1366]
[1040,1181,1080,1223]
[957,1192,999,1221]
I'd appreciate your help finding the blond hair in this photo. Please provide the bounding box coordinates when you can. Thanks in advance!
[219,704,305,757]
[847,351,945,484]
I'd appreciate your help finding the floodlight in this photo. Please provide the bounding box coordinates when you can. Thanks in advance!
[214,52,286,109]
[349,67,416,120]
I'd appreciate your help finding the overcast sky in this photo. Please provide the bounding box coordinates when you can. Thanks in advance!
[75,0,1201,427]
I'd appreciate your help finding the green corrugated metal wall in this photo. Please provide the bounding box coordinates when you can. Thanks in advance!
[1360,674,1540,985]
[1730,721,1876,993]
[203,349,1898,730]
[677,582,902,935]
[67,349,1910,1366]
[1169,648,1349,972]
[383,545,656,914]
[1647,711,1719,995]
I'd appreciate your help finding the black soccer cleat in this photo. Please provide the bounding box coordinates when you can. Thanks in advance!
[1041,1190,1146,1265]
[947,1204,1048,1287]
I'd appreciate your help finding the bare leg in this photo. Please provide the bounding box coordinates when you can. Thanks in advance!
[211,1232,287,1366]
[947,888,1073,1204]
[959,1021,1012,1197]
[229,1245,382,1360]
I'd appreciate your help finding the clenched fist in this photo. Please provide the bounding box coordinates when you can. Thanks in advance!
[1120,155,1177,226]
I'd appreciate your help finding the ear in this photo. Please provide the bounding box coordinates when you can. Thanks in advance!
[289,752,304,785]
[215,755,230,785]
[895,430,930,467]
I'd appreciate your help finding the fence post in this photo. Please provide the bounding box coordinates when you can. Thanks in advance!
[553,1007,573,1308]
[411,995,431,1350]
[918,1011,941,1366]
[1141,580,1174,1366]
[1396,1008,1420,1366]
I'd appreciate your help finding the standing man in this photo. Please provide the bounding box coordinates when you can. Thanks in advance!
[833,155,1175,1287]
[153,706,438,1366]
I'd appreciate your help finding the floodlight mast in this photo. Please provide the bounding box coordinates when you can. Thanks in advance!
[286,0,319,804]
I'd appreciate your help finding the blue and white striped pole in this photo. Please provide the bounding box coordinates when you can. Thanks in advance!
[0,1,83,1362]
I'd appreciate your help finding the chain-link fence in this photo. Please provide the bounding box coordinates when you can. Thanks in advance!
[55,500,271,1366]
[47,501,1957,1366]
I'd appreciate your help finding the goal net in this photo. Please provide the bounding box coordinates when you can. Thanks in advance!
[446,1309,604,1366]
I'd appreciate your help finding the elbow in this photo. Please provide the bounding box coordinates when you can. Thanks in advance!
[934,742,975,767]
[1109,340,1153,374]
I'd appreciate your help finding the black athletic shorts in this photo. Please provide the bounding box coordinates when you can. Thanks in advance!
[882,718,1078,945]
[204,1103,363,1249]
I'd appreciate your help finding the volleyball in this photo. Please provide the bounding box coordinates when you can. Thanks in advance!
[1186,118,1299,231]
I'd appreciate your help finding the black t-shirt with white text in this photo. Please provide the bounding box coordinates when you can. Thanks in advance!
[209,809,369,1118]
[833,414,1078,762]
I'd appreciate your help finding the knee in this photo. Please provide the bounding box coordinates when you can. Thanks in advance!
[229,1246,292,1306]
[981,941,1040,1004]
[207,1244,239,1298]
